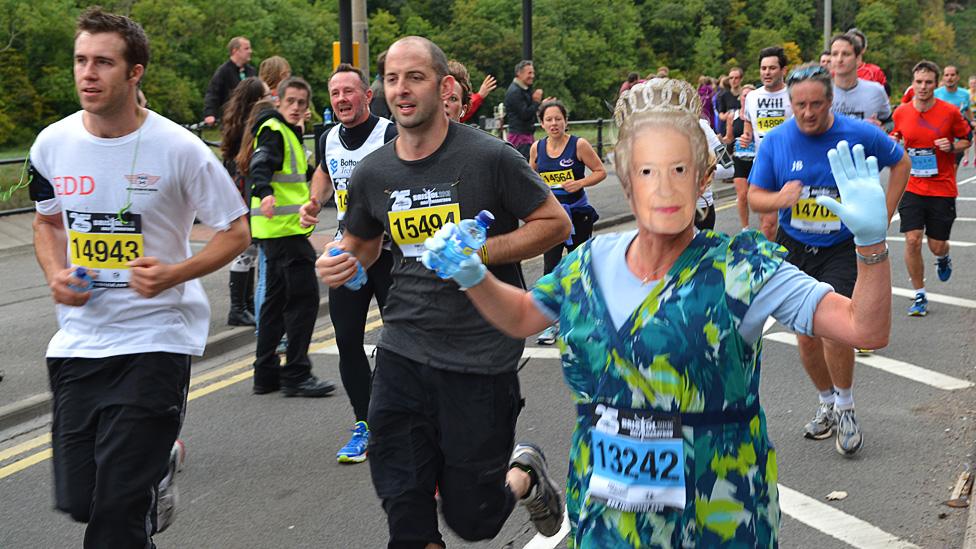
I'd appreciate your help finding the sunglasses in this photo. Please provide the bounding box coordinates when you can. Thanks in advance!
[786,65,830,85]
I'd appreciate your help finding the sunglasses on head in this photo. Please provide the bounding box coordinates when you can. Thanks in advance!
[786,65,830,85]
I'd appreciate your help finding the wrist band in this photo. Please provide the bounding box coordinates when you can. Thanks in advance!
[479,245,489,265]
[855,244,889,265]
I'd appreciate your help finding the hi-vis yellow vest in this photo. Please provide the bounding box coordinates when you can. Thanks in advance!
[249,117,312,239]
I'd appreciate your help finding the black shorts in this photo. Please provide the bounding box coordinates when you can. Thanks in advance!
[695,203,716,231]
[776,228,856,298]
[898,191,956,241]
[733,156,754,179]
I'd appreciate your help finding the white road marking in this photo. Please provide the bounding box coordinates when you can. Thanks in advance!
[778,485,921,548]
[522,507,571,549]
[763,331,973,390]
[892,287,976,309]
[763,317,777,335]
[956,217,976,222]
[957,197,976,201]
[313,344,566,360]
[885,236,976,247]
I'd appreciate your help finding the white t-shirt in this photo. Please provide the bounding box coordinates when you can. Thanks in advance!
[697,120,734,208]
[832,79,891,121]
[31,110,248,358]
[743,86,792,150]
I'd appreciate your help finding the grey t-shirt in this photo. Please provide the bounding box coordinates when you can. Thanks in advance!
[344,122,552,373]
[832,79,892,121]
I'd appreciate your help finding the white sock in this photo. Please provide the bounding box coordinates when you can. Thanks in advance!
[834,387,854,410]
[916,287,926,297]
[818,390,835,405]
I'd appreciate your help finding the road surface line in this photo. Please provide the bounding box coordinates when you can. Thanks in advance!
[956,217,976,222]
[0,448,52,480]
[885,236,976,247]
[764,332,973,390]
[892,287,976,309]
[0,433,50,463]
[522,506,571,549]
[779,484,920,548]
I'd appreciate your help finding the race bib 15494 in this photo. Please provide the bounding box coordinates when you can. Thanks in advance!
[386,183,461,258]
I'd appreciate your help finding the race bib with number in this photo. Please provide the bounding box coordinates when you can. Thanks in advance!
[333,179,349,220]
[790,186,841,234]
[908,148,937,178]
[66,210,143,288]
[755,108,786,133]
[539,169,575,189]
[387,182,461,259]
[587,404,686,512]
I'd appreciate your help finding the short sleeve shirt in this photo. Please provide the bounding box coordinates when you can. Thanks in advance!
[893,99,973,197]
[934,87,971,114]
[742,86,792,150]
[343,122,552,373]
[832,79,892,121]
[749,115,903,247]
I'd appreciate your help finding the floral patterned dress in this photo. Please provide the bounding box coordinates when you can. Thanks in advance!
[531,230,787,548]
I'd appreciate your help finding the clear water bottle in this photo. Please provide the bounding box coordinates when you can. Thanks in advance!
[433,210,494,279]
[68,267,92,292]
[328,248,367,290]
[323,107,334,124]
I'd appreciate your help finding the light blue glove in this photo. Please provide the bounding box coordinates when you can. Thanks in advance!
[818,140,888,246]
[420,222,486,289]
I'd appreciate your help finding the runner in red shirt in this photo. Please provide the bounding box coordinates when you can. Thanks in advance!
[892,60,972,316]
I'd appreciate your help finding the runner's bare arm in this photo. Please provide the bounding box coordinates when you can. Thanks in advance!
[884,154,911,221]
[464,272,553,338]
[33,212,90,306]
[316,232,383,288]
[301,165,335,227]
[128,215,250,298]
[562,138,607,194]
[483,194,570,265]
[747,181,802,213]
[810,240,891,350]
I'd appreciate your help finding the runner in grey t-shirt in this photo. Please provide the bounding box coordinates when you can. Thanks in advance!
[830,34,892,123]
[315,36,571,546]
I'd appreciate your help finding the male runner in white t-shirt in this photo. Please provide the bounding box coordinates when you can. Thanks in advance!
[741,46,793,240]
[29,8,249,547]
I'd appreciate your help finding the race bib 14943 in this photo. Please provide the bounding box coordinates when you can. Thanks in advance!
[66,210,143,288]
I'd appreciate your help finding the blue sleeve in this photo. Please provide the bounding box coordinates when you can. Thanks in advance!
[748,136,779,191]
[738,261,834,345]
[867,122,903,168]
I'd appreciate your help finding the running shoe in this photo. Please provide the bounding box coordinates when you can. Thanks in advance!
[907,293,928,317]
[835,408,863,456]
[281,375,336,398]
[156,443,181,533]
[536,325,557,346]
[855,348,874,355]
[171,439,186,473]
[803,401,835,440]
[936,255,952,282]
[337,421,369,463]
[510,442,563,537]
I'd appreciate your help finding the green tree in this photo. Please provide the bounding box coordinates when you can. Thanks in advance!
[693,18,725,77]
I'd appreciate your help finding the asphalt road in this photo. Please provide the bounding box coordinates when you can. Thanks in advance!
[2,171,976,548]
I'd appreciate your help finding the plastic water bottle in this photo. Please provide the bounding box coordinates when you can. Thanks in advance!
[323,107,334,124]
[68,266,92,292]
[433,210,495,279]
[328,248,367,290]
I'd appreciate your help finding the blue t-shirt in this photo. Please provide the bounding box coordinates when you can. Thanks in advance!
[750,115,903,247]
[935,87,971,114]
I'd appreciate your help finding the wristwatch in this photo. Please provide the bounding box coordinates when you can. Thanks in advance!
[855,244,889,265]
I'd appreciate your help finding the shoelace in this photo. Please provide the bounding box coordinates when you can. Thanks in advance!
[814,403,833,423]
[836,410,857,435]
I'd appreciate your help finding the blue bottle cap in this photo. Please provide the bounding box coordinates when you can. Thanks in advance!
[74,267,88,278]
[475,210,495,227]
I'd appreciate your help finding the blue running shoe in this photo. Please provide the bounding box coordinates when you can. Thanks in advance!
[907,293,928,317]
[936,255,952,282]
[337,421,369,463]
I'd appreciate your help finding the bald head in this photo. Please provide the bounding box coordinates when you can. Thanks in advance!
[387,36,449,80]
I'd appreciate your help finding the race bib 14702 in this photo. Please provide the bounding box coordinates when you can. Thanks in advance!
[790,186,841,234]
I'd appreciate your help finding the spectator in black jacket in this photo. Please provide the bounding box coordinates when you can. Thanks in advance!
[203,37,256,126]
[504,60,553,159]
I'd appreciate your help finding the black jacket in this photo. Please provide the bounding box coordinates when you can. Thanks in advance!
[248,109,308,201]
[503,80,539,135]
[203,60,257,120]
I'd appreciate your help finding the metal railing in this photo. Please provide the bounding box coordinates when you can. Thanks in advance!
[0,118,617,217]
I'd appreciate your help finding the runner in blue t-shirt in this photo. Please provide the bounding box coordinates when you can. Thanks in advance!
[934,64,973,167]
[748,63,911,457]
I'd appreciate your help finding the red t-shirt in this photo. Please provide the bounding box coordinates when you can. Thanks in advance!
[893,99,972,197]
[857,63,887,87]
[460,92,485,123]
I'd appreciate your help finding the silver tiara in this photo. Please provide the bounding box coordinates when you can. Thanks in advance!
[614,78,702,127]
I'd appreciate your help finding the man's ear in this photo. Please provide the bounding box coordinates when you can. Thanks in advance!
[129,64,145,85]
[440,75,457,101]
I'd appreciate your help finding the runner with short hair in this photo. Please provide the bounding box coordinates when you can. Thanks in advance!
[829,34,891,125]
[741,46,793,241]
[316,36,571,547]
[31,8,250,545]
[748,63,910,456]
[893,60,972,316]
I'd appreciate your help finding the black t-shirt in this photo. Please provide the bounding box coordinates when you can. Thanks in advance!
[344,122,551,373]
[718,89,741,114]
